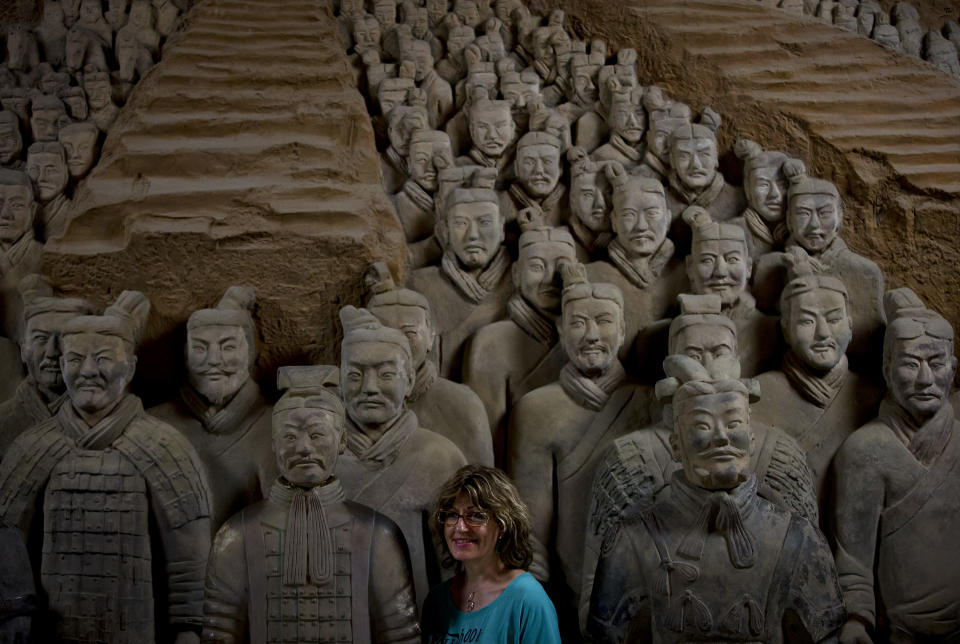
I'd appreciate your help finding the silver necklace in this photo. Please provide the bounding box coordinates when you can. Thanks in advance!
[465,591,476,611]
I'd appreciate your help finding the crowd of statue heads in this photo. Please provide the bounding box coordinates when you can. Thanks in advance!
[0,0,958,641]
[0,0,186,245]
[790,0,960,77]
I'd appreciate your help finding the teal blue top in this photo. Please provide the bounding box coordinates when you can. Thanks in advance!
[421,571,562,644]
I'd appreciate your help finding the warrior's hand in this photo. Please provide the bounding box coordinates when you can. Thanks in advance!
[838,620,872,644]
[174,631,200,644]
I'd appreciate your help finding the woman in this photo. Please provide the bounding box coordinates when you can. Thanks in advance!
[421,464,561,643]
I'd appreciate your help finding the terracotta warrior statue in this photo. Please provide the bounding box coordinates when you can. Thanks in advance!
[501,130,568,228]
[364,262,493,466]
[635,88,691,182]
[751,248,882,508]
[58,121,99,181]
[0,523,35,642]
[455,95,517,189]
[592,83,646,173]
[683,206,779,377]
[560,48,605,152]
[0,110,22,167]
[587,356,845,643]
[924,30,960,77]
[84,70,120,132]
[664,113,745,245]
[25,141,70,240]
[201,366,421,644]
[732,138,791,258]
[436,21,475,85]
[586,165,687,365]
[335,305,466,608]
[380,95,428,195]
[407,183,512,380]
[509,262,655,639]
[149,286,278,532]
[37,0,68,67]
[0,170,42,340]
[463,208,576,465]
[0,291,212,644]
[499,69,542,133]
[0,275,94,458]
[566,147,613,262]
[582,293,818,630]
[754,160,885,372]
[832,288,960,642]
[391,128,453,268]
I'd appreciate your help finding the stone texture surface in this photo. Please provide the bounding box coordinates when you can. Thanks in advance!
[41,0,406,403]
[529,0,960,378]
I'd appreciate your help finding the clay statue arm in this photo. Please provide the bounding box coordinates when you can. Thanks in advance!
[201,516,249,644]
[507,398,555,582]
[369,515,421,644]
[462,334,508,437]
[832,431,885,640]
[0,525,36,644]
[585,523,649,643]
[781,516,846,643]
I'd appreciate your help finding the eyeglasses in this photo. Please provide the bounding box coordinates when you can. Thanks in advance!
[437,510,490,527]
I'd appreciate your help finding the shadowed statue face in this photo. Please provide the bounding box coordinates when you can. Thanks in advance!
[687,239,750,308]
[60,126,99,179]
[22,311,79,395]
[570,171,611,234]
[888,335,957,425]
[409,140,453,193]
[0,183,34,243]
[745,164,787,223]
[371,305,434,370]
[609,101,645,144]
[515,142,560,198]
[341,342,410,428]
[672,323,738,378]
[788,193,840,254]
[447,200,503,270]
[26,150,68,203]
[0,118,22,163]
[514,240,574,315]
[186,324,250,407]
[672,391,754,490]
[671,136,718,191]
[561,296,624,376]
[783,289,852,372]
[273,407,342,487]
[61,332,136,416]
[469,104,514,158]
[612,188,669,258]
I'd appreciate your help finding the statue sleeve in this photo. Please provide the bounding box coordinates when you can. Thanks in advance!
[368,514,421,644]
[585,520,650,644]
[762,428,820,525]
[0,422,67,534]
[201,515,249,644]
[782,516,846,642]
[832,429,885,629]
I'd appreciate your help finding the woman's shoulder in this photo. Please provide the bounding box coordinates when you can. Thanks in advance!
[501,572,554,609]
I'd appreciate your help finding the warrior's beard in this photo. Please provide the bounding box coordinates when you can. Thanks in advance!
[190,369,248,407]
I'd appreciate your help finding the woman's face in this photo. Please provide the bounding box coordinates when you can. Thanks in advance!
[442,492,501,565]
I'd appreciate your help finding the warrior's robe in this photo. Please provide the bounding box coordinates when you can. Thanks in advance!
[149,379,278,532]
[0,233,43,338]
[586,243,687,368]
[407,247,512,380]
[834,400,960,641]
[509,361,655,640]
[752,355,883,513]
[588,474,845,643]
[581,410,818,630]
[453,146,515,191]
[462,295,566,467]
[335,409,467,609]
[0,336,22,404]
[0,377,67,459]
[500,181,569,229]
[391,180,442,269]
[201,478,420,644]
[592,135,646,174]
[406,358,494,466]
[568,216,613,264]
[727,292,780,377]
[0,524,35,640]
[0,395,211,643]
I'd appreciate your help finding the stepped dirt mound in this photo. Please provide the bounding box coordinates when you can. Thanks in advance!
[42,0,405,402]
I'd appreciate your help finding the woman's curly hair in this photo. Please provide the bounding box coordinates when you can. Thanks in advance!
[431,464,534,572]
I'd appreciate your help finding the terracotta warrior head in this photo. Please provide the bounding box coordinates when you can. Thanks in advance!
[59,121,99,180]
[668,112,721,192]
[352,13,382,56]
[60,290,149,424]
[568,147,612,235]
[373,0,397,31]
[882,288,956,425]
[426,0,448,26]
[779,247,852,373]
[84,70,114,111]
[0,169,36,246]
[499,69,541,125]
[186,285,257,408]
[442,186,504,271]
[734,139,790,224]
[0,110,22,166]
[514,131,562,198]
[18,274,95,400]
[924,30,960,76]
[365,262,435,371]
[467,96,514,159]
[399,38,434,83]
[446,23,476,58]
[783,159,842,254]
[273,366,346,487]
[664,356,758,490]
[683,206,751,309]
[454,0,482,29]
[385,97,428,155]
[339,305,415,430]
[26,141,69,204]
[559,262,625,377]
[408,129,453,193]
[60,86,90,121]
[606,82,645,145]
[668,293,740,379]
[30,94,68,143]
[607,166,671,258]
[643,87,692,166]
[568,51,602,106]
[513,207,575,316]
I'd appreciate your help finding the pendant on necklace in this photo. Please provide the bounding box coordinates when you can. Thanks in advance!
[466,591,476,611]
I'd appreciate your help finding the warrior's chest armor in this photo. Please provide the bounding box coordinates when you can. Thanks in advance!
[262,522,354,643]
[42,447,154,644]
